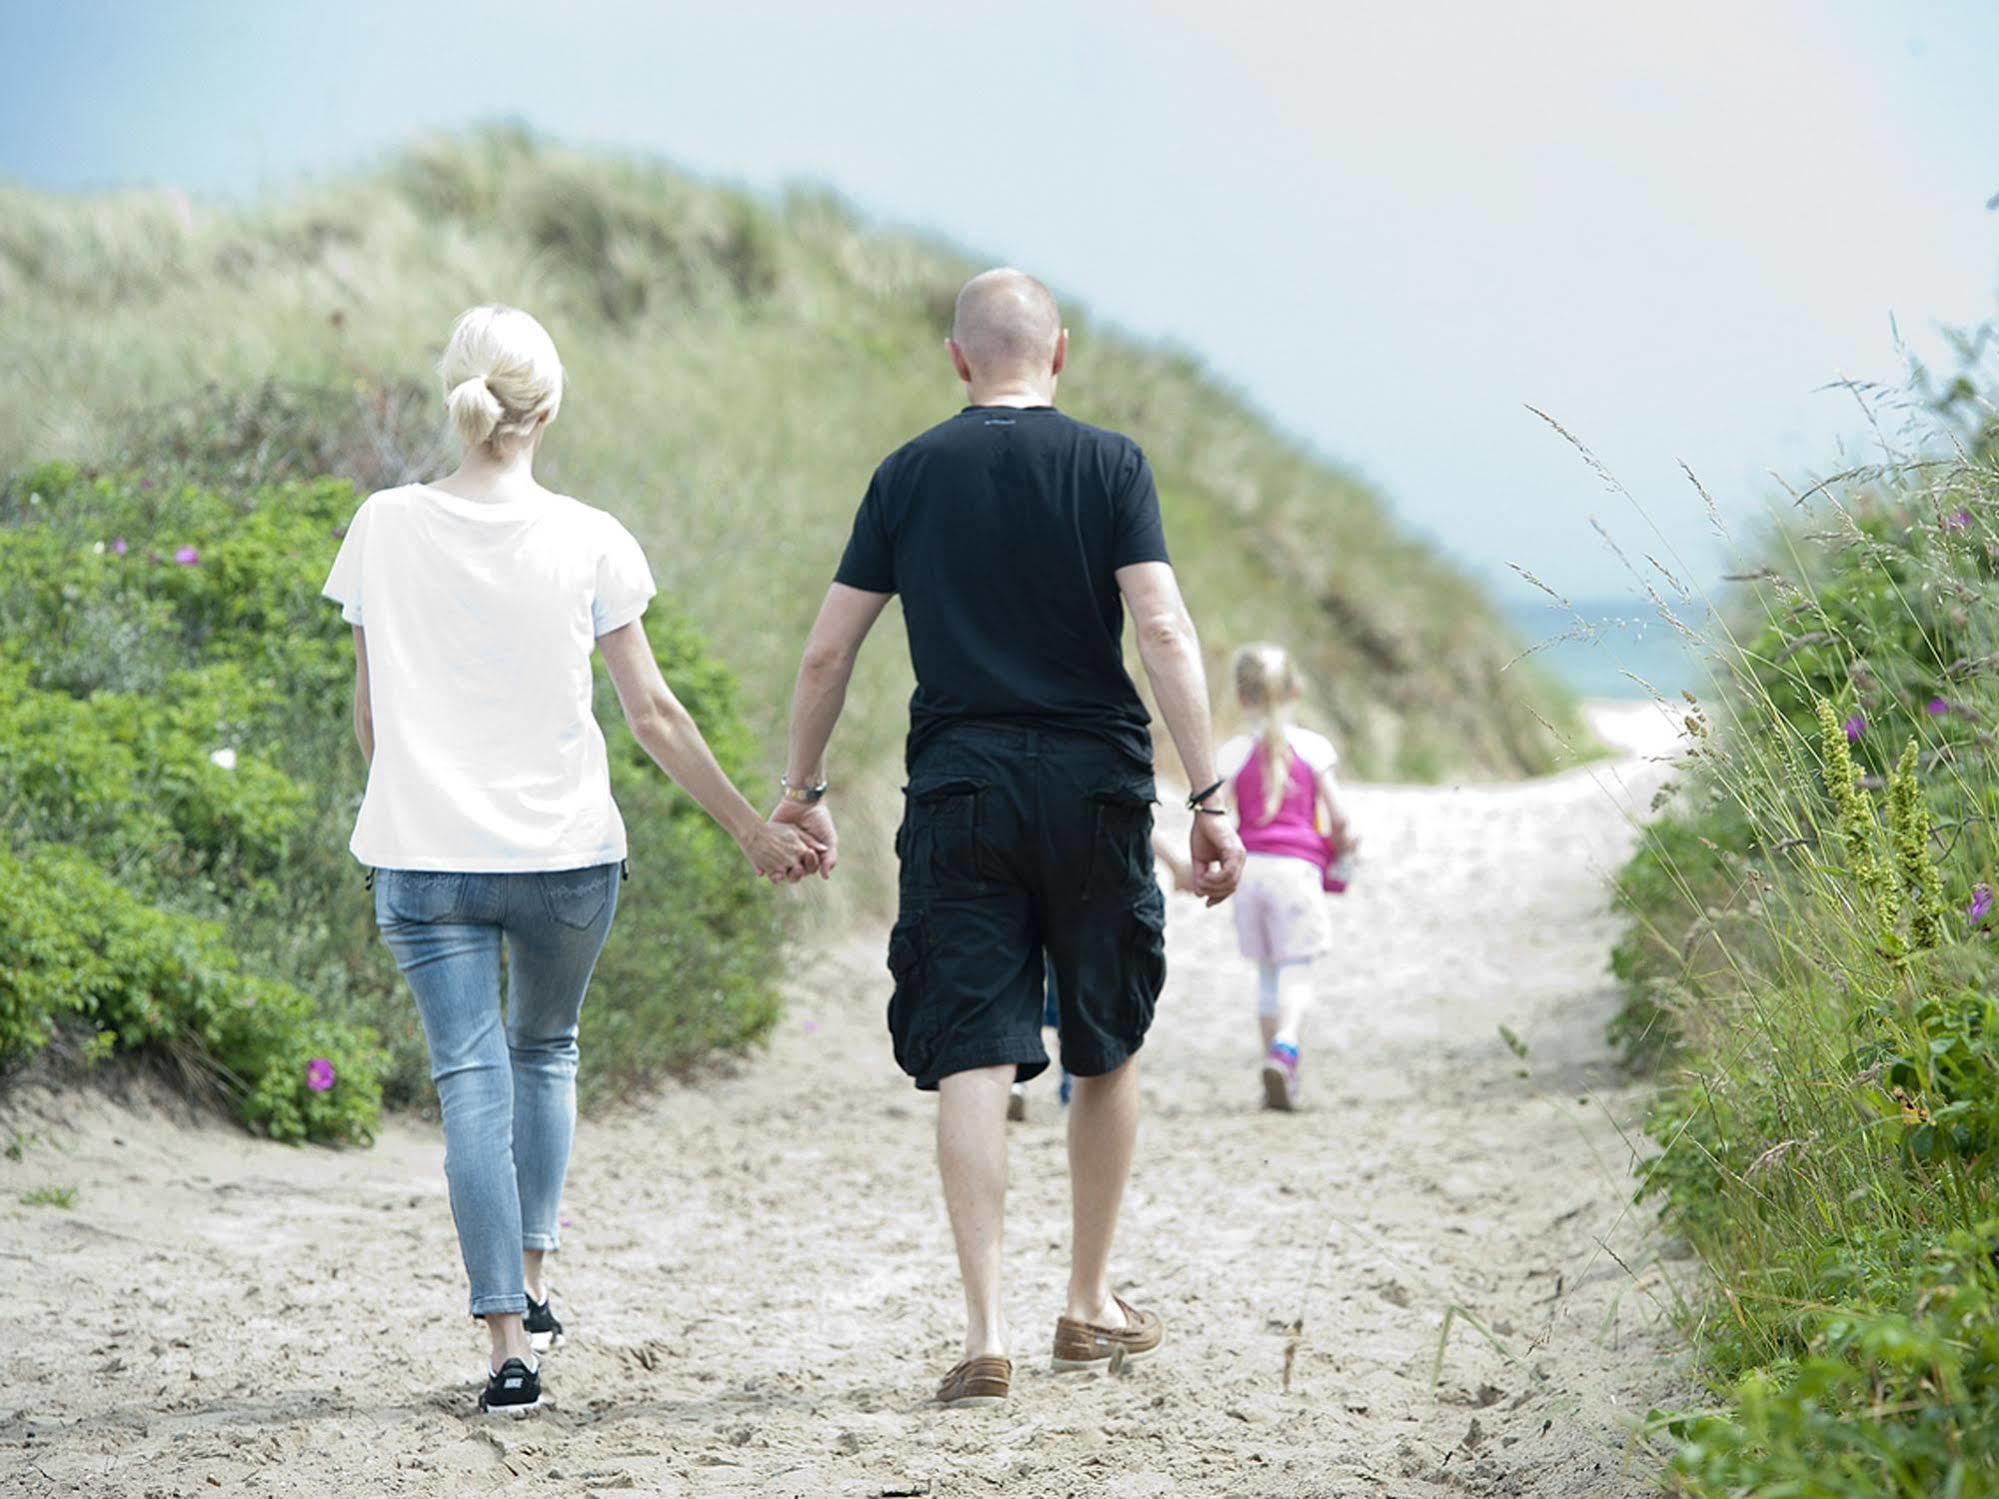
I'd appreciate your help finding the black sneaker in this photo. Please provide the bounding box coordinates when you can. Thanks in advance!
[479,1357,542,1416]
[525,1293,566,1352]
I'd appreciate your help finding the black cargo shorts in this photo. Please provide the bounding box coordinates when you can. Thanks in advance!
[885,721,1168,1090]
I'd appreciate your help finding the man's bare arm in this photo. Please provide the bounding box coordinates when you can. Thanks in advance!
[1116,561,1217,791]
[770,583,893,878]
[783,583,892,788]
[1116,561,1244,904]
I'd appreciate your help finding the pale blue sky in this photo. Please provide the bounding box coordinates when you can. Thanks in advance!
[6,0,1997,610]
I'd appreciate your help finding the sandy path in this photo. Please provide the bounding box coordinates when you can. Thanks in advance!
[2,705,1690,1498]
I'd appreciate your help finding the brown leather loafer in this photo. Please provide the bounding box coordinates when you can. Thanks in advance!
[1051,1296,1163,1372]
[936,1355,1012,1408]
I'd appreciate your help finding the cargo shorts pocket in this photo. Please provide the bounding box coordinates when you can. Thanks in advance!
[1119,891,1175,1047]
[1084,780,1158,897]
[902,776,994,898]
[1123,888,1168,1033]
[885,914,935,1078]
[378,870,464,926]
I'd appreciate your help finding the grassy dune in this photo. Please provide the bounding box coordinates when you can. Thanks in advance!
[0,128,1585,914]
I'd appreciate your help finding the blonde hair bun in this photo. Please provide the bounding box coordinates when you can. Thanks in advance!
[437,305,564,453]
[444,375,505,448]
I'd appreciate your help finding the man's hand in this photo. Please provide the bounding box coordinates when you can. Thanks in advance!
[1188,814,1245,907]
[770,798,839,880]
[738,818,825,883]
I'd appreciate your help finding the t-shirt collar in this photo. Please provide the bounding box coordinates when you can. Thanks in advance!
[415,482,545,521]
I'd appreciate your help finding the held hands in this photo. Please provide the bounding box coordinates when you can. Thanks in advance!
[739,815,828,884]
[766,797,839,882]
[1188,813,1246,907]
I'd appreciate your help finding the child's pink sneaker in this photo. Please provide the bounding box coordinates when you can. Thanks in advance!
[1261,1042,1300,1112]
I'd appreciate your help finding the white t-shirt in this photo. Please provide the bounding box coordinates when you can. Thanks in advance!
[1217,723,1340,784]
[322,483,657,872]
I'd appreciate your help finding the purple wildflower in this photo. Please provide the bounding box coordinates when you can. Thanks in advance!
[305,1057,336,1093]
[111,537,128,556]
[173,546,200,566]
[138,478,154,492]
[1927,698,1951,717]
[1946,508,1972,531]
[1970,885,1993,925]
[1843,713,1865,743]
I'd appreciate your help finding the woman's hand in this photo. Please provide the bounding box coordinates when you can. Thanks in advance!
[739,819,826,883]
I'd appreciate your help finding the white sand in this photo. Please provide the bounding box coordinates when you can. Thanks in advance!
[1,716,1690,1496]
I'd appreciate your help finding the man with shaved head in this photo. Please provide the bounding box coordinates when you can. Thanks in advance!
[951,267,1062,371]
[771,267,1245,1408]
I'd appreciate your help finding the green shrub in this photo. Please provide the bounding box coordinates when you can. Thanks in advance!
[0,654,307,880]
[0,844,379,1144]
[0,464,787,1122]
[1659,1224,1999,1496]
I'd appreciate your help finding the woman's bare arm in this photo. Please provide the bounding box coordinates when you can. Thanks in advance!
[597,618,822,880]
[351,626,374,766]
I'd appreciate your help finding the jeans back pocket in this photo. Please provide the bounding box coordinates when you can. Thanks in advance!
[378,870,466,926]
[538,865,614,932]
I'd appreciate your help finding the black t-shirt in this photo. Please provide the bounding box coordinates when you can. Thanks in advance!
[836,405,1171,767]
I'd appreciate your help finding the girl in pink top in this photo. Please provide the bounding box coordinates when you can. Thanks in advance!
[1217,643,1357,1110]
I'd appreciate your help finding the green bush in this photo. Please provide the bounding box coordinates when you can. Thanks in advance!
[1608,411,1999,1493]
[0,845,379,1144]
[0,463,786,1126]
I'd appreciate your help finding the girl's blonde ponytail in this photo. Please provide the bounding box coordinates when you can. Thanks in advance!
[1232,642,1301,825]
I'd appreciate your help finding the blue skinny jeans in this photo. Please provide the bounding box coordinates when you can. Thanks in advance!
[374,863,619,1317]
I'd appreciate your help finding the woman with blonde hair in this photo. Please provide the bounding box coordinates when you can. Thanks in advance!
[1215,642,1356,1110]
[323,305,821,1415]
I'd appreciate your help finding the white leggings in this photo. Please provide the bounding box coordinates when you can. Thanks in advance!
[1255,959,1314,1049]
